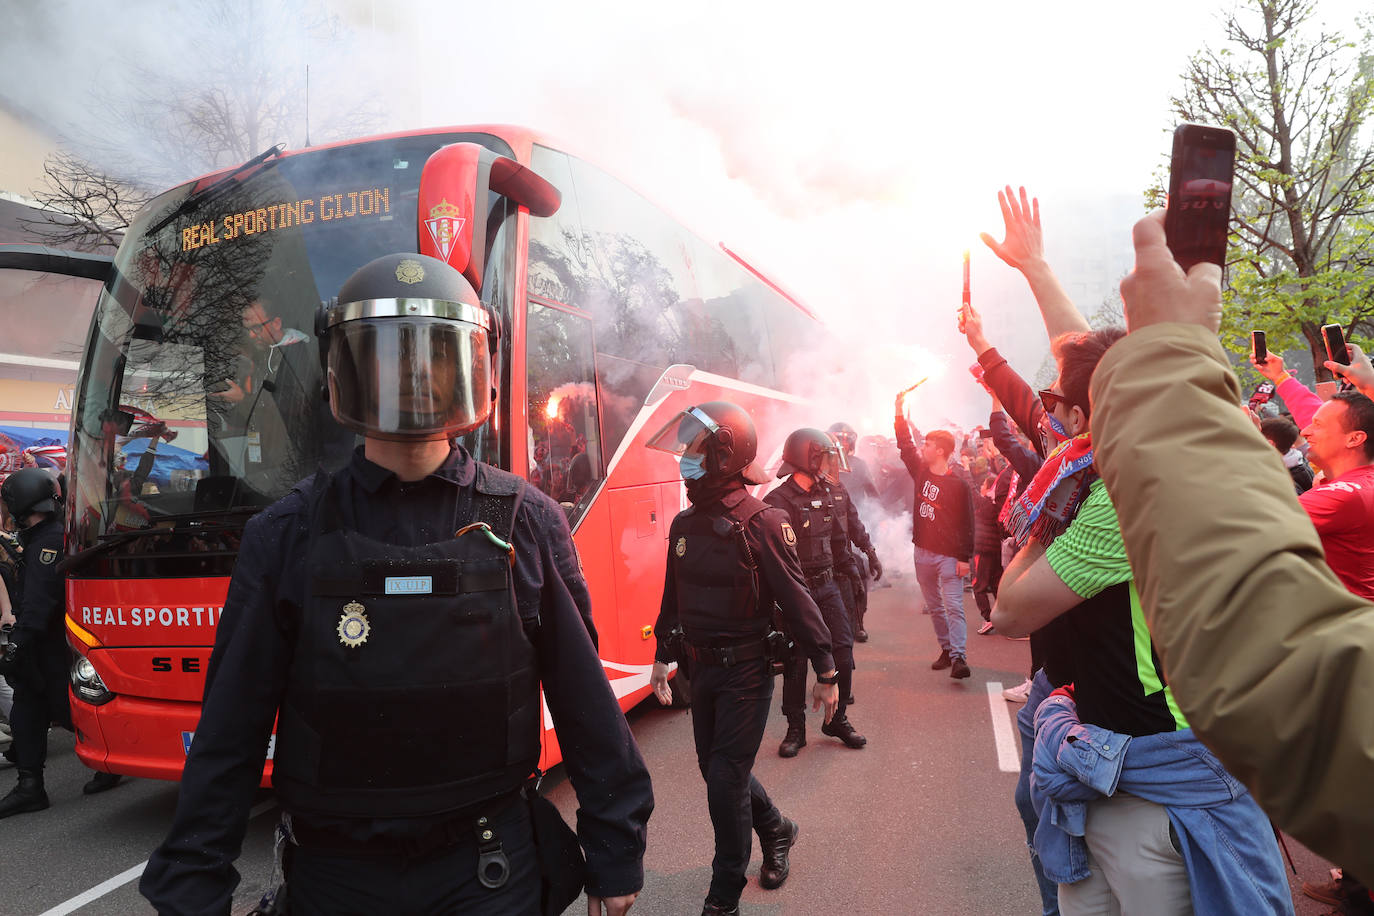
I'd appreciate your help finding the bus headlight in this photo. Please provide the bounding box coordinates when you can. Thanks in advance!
[70,656,115,706]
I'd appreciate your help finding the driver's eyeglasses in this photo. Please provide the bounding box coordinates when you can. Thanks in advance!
[1038,389,1070,413]
[243,318,273,332]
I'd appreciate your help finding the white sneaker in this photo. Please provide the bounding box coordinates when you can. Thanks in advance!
[977,621,996,635]
[1002,678,1032,704]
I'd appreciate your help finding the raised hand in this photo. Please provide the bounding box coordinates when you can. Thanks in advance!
[1326,342,1374,399]
[1250,351,1288,383]
[895,379,926,415]
[980,185,1045,273]
[1119,211,1222,333]
[959,301,991,355]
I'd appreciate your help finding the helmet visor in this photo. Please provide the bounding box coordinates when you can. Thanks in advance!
[327,316,490,440]
[818,446,850,484]
[645,407,718,458]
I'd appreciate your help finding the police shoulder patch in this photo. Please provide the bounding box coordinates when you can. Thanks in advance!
[780,522,797,546]
[38,547,57,565]
[675,536,687,558]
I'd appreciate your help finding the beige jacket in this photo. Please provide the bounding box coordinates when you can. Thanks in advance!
[1091,324,1374,879]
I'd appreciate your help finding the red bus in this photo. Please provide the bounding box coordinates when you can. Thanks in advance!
[3,126,820,783]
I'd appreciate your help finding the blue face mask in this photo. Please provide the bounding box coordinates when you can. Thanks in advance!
[679,453,708,480]
[1039,413,1070,456]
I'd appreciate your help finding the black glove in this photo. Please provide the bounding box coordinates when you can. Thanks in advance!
[866,549,882,581]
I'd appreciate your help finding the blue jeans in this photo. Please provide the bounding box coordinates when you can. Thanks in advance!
[913,545,967,659]
[1015,669,1060,916]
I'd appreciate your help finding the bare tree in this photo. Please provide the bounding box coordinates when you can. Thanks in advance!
[20,150,151,252]
[1172,0,1374,377]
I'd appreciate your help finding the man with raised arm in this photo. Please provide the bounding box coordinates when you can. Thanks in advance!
[891,396,976,679]
[1093,208,1374,883]
[1249,350,1374,599]
[974,188,1288,915]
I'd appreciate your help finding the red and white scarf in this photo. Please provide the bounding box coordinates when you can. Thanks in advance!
[1003,431,1096,548]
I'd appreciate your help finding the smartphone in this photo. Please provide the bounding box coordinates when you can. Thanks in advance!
[1250,329,1268,364]
[1323,323,1350,366]
[1165,123,1237,271]
[968,362,985,382]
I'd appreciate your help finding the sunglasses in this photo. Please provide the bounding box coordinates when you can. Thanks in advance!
[1038,389,1070,413]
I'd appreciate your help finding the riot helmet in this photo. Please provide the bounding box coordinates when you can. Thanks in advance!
[645,401,770,483]
[2,468,62,523]
[777,427,849,485]
[317,253,493,441]
[828,422,858,456]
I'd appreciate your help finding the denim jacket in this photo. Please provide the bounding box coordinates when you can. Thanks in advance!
[1031,693,1293,916]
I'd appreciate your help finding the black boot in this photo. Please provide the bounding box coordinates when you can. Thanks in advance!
[758,816,799,889]
[83,771,123,795]
[0,769,49,819]
[821,715,868,748]
[777,721,806,758]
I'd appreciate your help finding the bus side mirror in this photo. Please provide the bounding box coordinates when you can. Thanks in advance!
[417,142,562,293]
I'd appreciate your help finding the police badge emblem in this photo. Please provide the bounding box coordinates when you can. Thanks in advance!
[395,259,426,285]
[38,548,57,565]
[675,537,687,557]
[781,522,797,546]
[337,600,370,648]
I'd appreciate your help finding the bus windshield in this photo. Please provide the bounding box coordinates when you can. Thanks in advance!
[68,132,517,575]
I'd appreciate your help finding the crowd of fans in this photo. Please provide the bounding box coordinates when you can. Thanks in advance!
[820,187,1374,915]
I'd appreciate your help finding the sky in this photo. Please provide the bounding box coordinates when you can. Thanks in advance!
[1,0,1369,432]
[399,0,1370,431]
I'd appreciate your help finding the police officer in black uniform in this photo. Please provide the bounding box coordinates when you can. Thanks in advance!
[0,468,73,818]
[646,402,838,916]
[827,423,879,513]
[140,253,653,916]
[766,428,867,755]
[825,427,882,646]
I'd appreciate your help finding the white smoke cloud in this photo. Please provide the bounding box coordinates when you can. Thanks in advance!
[3,0,1368,436]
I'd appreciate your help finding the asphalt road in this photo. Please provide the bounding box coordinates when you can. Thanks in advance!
[2,574,1338,915]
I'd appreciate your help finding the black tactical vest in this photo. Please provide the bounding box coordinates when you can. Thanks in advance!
[671,495,771,644]
[273,465,542,819]
[780,486,836,573]
[828,482,853,541]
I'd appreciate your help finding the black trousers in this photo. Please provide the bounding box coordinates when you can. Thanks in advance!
[6,637,71,772]
[690,656,783,904]
[835,558,868,633]
[287,800,541,916]
[781,578,853,724]
[971,550,1003,621]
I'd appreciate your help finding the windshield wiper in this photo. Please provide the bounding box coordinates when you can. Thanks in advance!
[59,506,261,573]
[146,144,285,236]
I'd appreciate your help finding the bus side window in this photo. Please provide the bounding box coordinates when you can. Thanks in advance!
[526,300,603,521]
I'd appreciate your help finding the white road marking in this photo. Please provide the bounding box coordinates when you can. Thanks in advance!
[39,798,277,915]
[986,682,1023,773]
